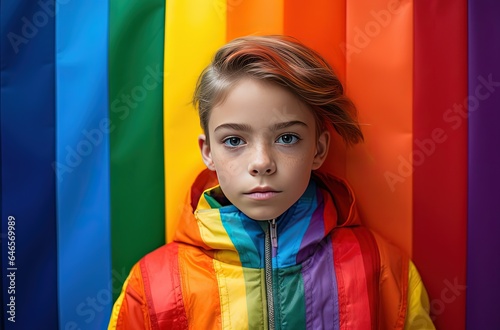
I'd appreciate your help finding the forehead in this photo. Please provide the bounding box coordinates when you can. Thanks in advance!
[209,78,315,130]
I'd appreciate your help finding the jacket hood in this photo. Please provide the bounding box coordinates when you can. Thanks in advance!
[173,169,361,268]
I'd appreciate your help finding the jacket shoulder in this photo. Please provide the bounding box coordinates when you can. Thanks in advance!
[109,243,188,330]
[370,230,410,329]
[140,243,188,329]
[331,226,409,329]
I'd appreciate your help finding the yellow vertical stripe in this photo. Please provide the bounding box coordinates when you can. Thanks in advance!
[163,0,226,242]
[213,259,249,329]
[196,207,241,264]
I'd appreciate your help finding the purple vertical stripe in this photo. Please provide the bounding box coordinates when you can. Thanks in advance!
[297,187,325,263]
[302,237,339,330]
[467,1,500,328]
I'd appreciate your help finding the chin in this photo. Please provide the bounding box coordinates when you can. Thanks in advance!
[241,208,285,221]
[247,215,275,221]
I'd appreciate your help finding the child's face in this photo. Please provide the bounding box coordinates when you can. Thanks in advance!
[199,78,329,221]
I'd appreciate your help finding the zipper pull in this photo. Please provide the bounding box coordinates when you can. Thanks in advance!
[270,218,278,249]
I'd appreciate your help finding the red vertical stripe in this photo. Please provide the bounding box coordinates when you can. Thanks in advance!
[332,228,372,329]
[141,243,188,329]
[351,228,380,329]
[413,1,468,329]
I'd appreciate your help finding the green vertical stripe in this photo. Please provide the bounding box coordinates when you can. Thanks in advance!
[277,267,306,329]
[109,0,165,300]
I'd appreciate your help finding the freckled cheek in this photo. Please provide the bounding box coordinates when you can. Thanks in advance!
[279,152,314,168]
[213,156,245,185]
[279,143,316,160]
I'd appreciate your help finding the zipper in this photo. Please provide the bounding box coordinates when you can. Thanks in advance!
[270,218,278,248]
[265,219,277,330]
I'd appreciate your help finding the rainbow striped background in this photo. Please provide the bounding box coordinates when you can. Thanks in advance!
[1,0,499,329]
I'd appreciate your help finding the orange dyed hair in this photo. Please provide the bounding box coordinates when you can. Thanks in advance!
[193,35,363,145]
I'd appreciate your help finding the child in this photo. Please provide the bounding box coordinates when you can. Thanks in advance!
[109,35,434,329]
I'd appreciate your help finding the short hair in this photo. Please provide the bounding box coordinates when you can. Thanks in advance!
[193,35,364,145]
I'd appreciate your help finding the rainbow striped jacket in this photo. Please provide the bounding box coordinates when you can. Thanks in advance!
[109,171,434,329]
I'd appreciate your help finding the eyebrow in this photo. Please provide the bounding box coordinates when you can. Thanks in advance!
[214,123,252,133]
[214,120,308,133]
[272,120,308,130]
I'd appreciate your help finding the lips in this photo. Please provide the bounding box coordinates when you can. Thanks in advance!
[248,186,277,193]
[245,187,281,200]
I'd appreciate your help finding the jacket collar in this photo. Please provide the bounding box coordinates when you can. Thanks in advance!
[174,169,361,269]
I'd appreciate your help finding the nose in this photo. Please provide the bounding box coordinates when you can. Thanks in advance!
[248,144,276,176]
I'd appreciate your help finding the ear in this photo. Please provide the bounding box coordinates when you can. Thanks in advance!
[312,130,330,170]
[198,134,216,171]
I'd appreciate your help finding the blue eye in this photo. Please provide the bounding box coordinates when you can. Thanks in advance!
[276,134,299,144]
[223,137,244,147]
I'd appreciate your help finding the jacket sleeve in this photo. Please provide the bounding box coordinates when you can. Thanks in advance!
[108,263,152,330]
[403,261,435,330]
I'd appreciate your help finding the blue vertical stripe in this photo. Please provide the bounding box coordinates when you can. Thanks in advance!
[219,208,264,268]
[1,0,58,329]
[278,183,317,267]
[55,1,111,329]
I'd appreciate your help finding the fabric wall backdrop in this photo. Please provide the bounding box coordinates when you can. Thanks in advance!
[1,1,498,329]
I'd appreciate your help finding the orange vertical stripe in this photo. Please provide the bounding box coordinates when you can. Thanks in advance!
[345,0,414,255]
[226,0,283,40]
[177,245,222,328]
[283,0,348,179]
[283,0,346,84]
